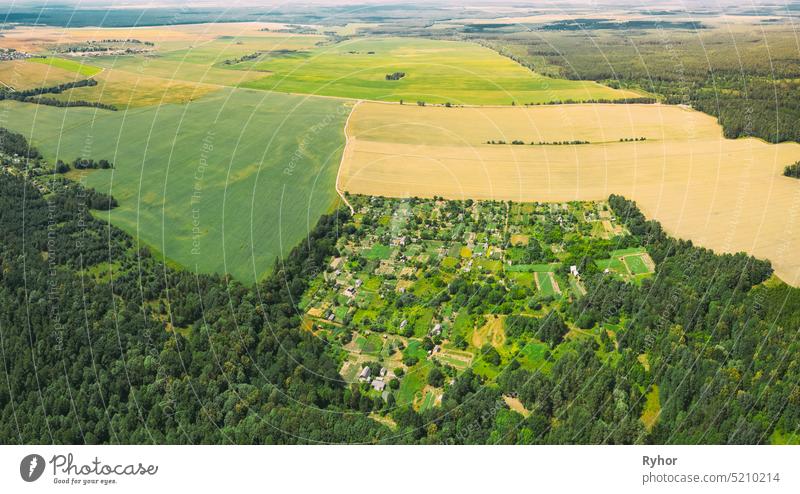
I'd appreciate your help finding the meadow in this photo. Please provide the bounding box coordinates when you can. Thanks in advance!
[340,101,800,285]
[239,37,641,105]
[0,89,350,281]
[26,57,103,77]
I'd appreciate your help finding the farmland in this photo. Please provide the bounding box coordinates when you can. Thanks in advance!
[240,37,641,105]
[0,60,86,90]
[340,101,800,285]
[0,23,325,108]
[27,57,103,77]
[0,89,350,281]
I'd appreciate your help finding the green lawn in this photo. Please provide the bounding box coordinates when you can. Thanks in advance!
[623,254,651,275]
[396,363,428,406]
[595,257,627,274]
[419,389,437,412]
[0,89,349,281]
[519,341,549,370]
[536,272,558,296]
[27,57,103,77]
[364,243,391,260]
[356,333,384,354]
[403,340,428,361]
[610,247,646,258]
[507,263,559,273]
[240,37,639,105]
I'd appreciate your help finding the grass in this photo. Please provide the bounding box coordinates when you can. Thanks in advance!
[396,363,428,406]
[240,37,639,105]
[595,257,627,274]
[641,385,661,432]
[356,333,384,354]
[0,89,349,282]
[46,69,217,109]
[27,57,102,77]
[520,341,549,363]
[403,340,428,361]
[364,243,391,260]
[623,254,651,275]
[0,60,84,90]
[536,271,558,296]
[419,388,437,412]
[507,263,558,273]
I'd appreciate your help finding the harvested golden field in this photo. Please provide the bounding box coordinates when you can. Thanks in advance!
[340,102,800,285]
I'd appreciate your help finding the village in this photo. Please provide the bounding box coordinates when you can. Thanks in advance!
[299,194,656,414]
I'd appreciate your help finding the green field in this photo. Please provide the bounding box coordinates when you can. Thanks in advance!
[595,257,627,273]
[239,37,640,105]
[623,254,651,275]
[396,363,428,406]
[519,341,549,370]
[535,272,558,296]
[419,389,436,412]
[0,90,349,281]
[507,263,559,273]
[27,57,103,77]
[356,333,384,354]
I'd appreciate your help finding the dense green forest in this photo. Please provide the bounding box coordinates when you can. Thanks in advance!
[474,27,800,143]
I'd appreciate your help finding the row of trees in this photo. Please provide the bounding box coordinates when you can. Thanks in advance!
[0,78,116,111]
[55,157,113,173]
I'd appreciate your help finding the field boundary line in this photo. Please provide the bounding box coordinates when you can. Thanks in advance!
[336,99,361,214]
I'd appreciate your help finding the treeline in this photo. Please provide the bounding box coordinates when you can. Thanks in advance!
[0,79,116,111]
[522,97,657,106]
[0,127,41,159]
[55,157,113,173]
[486,139,591,145]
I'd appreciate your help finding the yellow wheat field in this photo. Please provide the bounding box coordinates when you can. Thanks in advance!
[340,102,800,285]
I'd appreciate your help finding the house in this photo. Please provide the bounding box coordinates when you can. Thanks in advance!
[379,367,387,377]
[358,366,371,381]
[570,265,580,277]
[399,319,407,329]
[430,323,442,336]
[354,279,363,288]
[371,378,386,392]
